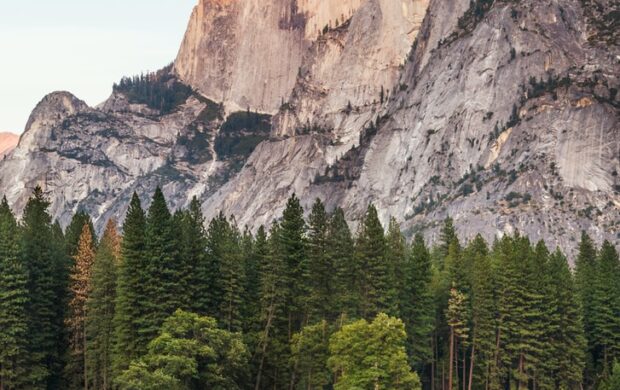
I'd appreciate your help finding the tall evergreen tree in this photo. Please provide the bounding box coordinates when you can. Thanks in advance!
[21,186,67,388]
[0,197,30,389]
[86,219,120,390]
[306,199,333,322]
[219,217,245,332]
[446,284,469,390]
[592,240,620,374]
[328,208,358,322]
[279,194,308,333]
[142,187,186,343]
[65,211,96,258]
[385,217,406,317]
[574,232,599,383]
[179,198,208,316]
[200,211,228,318]
[255,223,290,390]
[546,248,585,389]
[401,234,434,380]
[465,235,496,390]
[112,193,147,376]
[65,224,96,390]
[355,204,388,318]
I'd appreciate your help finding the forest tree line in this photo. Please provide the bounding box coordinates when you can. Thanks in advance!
[0,187,619,390]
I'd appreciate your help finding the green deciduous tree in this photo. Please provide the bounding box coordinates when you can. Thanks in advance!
[117,310,249,390]
[290,320,331,390]
[328,313,421,390]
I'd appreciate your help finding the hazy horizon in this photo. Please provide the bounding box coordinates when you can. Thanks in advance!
[0,0,197,134]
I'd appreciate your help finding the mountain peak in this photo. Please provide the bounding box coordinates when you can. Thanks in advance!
[0,132,18,158]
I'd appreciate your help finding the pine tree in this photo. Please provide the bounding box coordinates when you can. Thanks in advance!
[219,217,245,332]
[279,194,308,334]
[328,208,358,322]
[244,226,266,334]
[200,211,228,318]
[66,224,96,389]
[112,193,147,376]
[0,197,30,389]
[178,197,208,316]
[592,240,620,374]
[574,232,598,382]
[65,211,96,258]
[355,204,389,318]
[21,186,66,388]
[306,199,333,322]
[385,217,406,317]
[438,216,458,266]
[401,234,434,380]
[255,223,290,390]
[546,248,585,389]
[142,188,186,343]
[465,235,496,390]
[446,284,469,390]
[86,219,120,390]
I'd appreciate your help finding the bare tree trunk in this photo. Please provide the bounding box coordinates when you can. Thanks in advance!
[432,331,436,390]
[255,302,275,390]
[442,361,445,390]
[448,327,454,390]
[84,326,88,390]
[462,347,466,390]
[468,339,475,390]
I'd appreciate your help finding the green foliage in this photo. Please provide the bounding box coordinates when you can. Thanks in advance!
[328,208,358,321]
[599,361,620,390]
[1,190,617,390]
[216,111,271,162]
[328,313,421,390]
[113,66,193,115]
[356,204,389,318]
[290,320,332,389]
[113,193,147,375]
[306,199,334,322]
[65,210,96,258]
[87,219,121,390]
[0,197,30,388]
[117,310,249,390]
[592,241,620,373]
[142,188,188,342]
[21,186,68,388]
[401,234,434,374]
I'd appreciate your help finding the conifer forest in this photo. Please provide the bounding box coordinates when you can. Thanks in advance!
[0,187,619,390]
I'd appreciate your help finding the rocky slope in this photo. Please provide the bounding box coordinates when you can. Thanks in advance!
[0,132,18,158]
[0,0,617,255]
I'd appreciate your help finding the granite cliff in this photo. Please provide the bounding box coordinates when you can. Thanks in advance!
[0,0,618,255]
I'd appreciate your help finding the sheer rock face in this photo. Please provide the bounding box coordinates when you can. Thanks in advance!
[0,133,18,158]
[0,0,618,255]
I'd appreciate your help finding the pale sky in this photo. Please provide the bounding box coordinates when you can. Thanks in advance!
[0,0,197,133]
